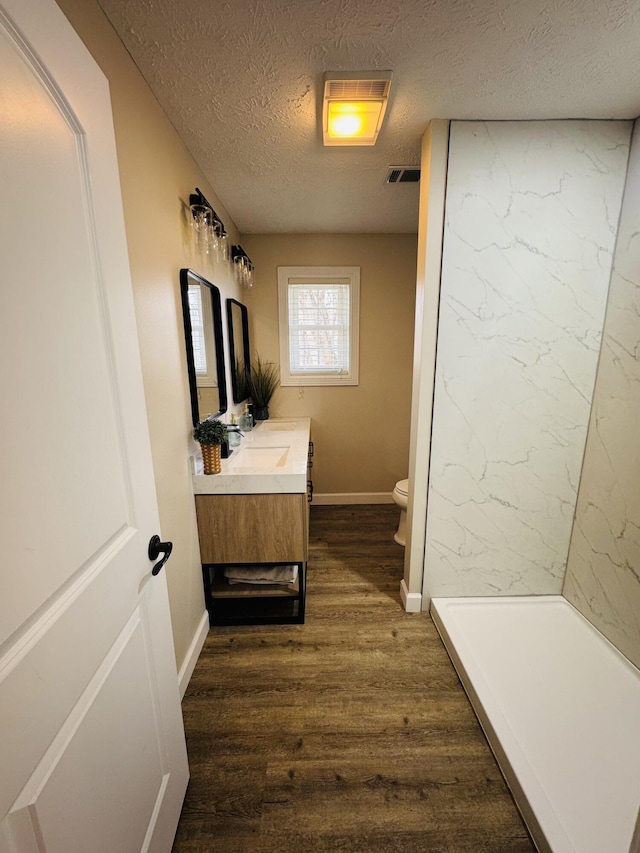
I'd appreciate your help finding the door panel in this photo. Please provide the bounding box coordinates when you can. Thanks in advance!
[1,533,154,814]
[1,1,127,644]
[0,0,189,849]
[6,611,165,853]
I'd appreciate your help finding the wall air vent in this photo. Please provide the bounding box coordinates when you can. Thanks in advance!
[386,166,421,184]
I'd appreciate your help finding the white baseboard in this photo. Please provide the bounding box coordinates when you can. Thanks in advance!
[178,609,209,699]
[400,579,423,613]
[312,492,394,505]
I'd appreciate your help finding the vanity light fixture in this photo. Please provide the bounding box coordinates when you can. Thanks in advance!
[231,245,254,289]
[189,188,229,261]
[322,71,392,146]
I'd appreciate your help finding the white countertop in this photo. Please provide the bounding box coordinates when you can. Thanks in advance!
[192,417,311,495]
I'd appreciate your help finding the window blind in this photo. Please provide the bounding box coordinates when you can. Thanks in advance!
[188,284,207,375]
[287,283,350,374]
[188,284,207,374]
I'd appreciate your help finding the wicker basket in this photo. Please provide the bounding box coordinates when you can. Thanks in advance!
[201,443,221,475]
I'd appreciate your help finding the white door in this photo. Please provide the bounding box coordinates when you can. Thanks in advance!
[0,0,189,851]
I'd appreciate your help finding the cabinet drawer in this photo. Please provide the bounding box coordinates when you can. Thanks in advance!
[195,493,307,563]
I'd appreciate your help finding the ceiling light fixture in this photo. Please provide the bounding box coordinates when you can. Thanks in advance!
[322,71,392,146]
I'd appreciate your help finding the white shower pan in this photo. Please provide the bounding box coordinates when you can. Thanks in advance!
[431,595,640,853]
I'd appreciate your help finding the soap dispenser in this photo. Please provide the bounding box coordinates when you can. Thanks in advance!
[240,405,253,431]
[227,413,242,448]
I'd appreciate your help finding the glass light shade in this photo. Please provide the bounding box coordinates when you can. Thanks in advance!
[324,100,385,145]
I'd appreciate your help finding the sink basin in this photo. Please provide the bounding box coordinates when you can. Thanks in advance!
[234,446,290,468]
[192,416,310,494]
[258,421,297,431]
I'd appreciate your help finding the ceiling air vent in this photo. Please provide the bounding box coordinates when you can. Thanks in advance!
[322,71,393,146]
[325,78,391,100]
[386,166,421,184]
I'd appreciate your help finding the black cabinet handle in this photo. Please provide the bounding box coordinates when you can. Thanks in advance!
[148,535,173,576]
[307,479,314,503]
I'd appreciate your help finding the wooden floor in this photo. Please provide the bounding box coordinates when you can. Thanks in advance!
[173,505,535,852]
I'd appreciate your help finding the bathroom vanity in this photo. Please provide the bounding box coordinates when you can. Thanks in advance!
[192,418,312,625]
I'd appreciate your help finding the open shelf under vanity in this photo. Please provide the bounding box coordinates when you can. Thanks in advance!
[202,561,306,625]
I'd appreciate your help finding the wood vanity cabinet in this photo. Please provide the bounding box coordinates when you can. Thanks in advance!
[195,493,308,564]
[195,492,309,625]
[192,417,313,626]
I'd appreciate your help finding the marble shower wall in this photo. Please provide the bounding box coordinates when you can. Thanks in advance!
[564,124,640,670]
[424,120,631,599]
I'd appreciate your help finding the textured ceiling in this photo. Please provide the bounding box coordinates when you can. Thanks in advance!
[97,0,640,234]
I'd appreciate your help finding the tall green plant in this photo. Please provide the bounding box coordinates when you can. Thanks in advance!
[248,356,280,407]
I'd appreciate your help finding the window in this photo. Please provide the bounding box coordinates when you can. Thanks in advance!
[187,283,217,387]
[278,266,360,386]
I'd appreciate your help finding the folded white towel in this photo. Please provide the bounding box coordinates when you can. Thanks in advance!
[225,565,299,585]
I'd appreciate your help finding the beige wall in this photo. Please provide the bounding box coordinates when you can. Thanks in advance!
[241,234,417,498]
[56,0,245,676]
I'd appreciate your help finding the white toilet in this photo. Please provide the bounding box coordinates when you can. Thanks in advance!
[392,478,409,546]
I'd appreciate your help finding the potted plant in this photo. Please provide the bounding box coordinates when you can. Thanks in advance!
[248,355,280,420]
[193,418,228,474]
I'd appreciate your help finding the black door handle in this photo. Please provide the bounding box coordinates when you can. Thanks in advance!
[148,535,173,576]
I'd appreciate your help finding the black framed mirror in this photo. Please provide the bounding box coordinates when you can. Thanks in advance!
[226,298,251,403]
[180,268,227,425]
